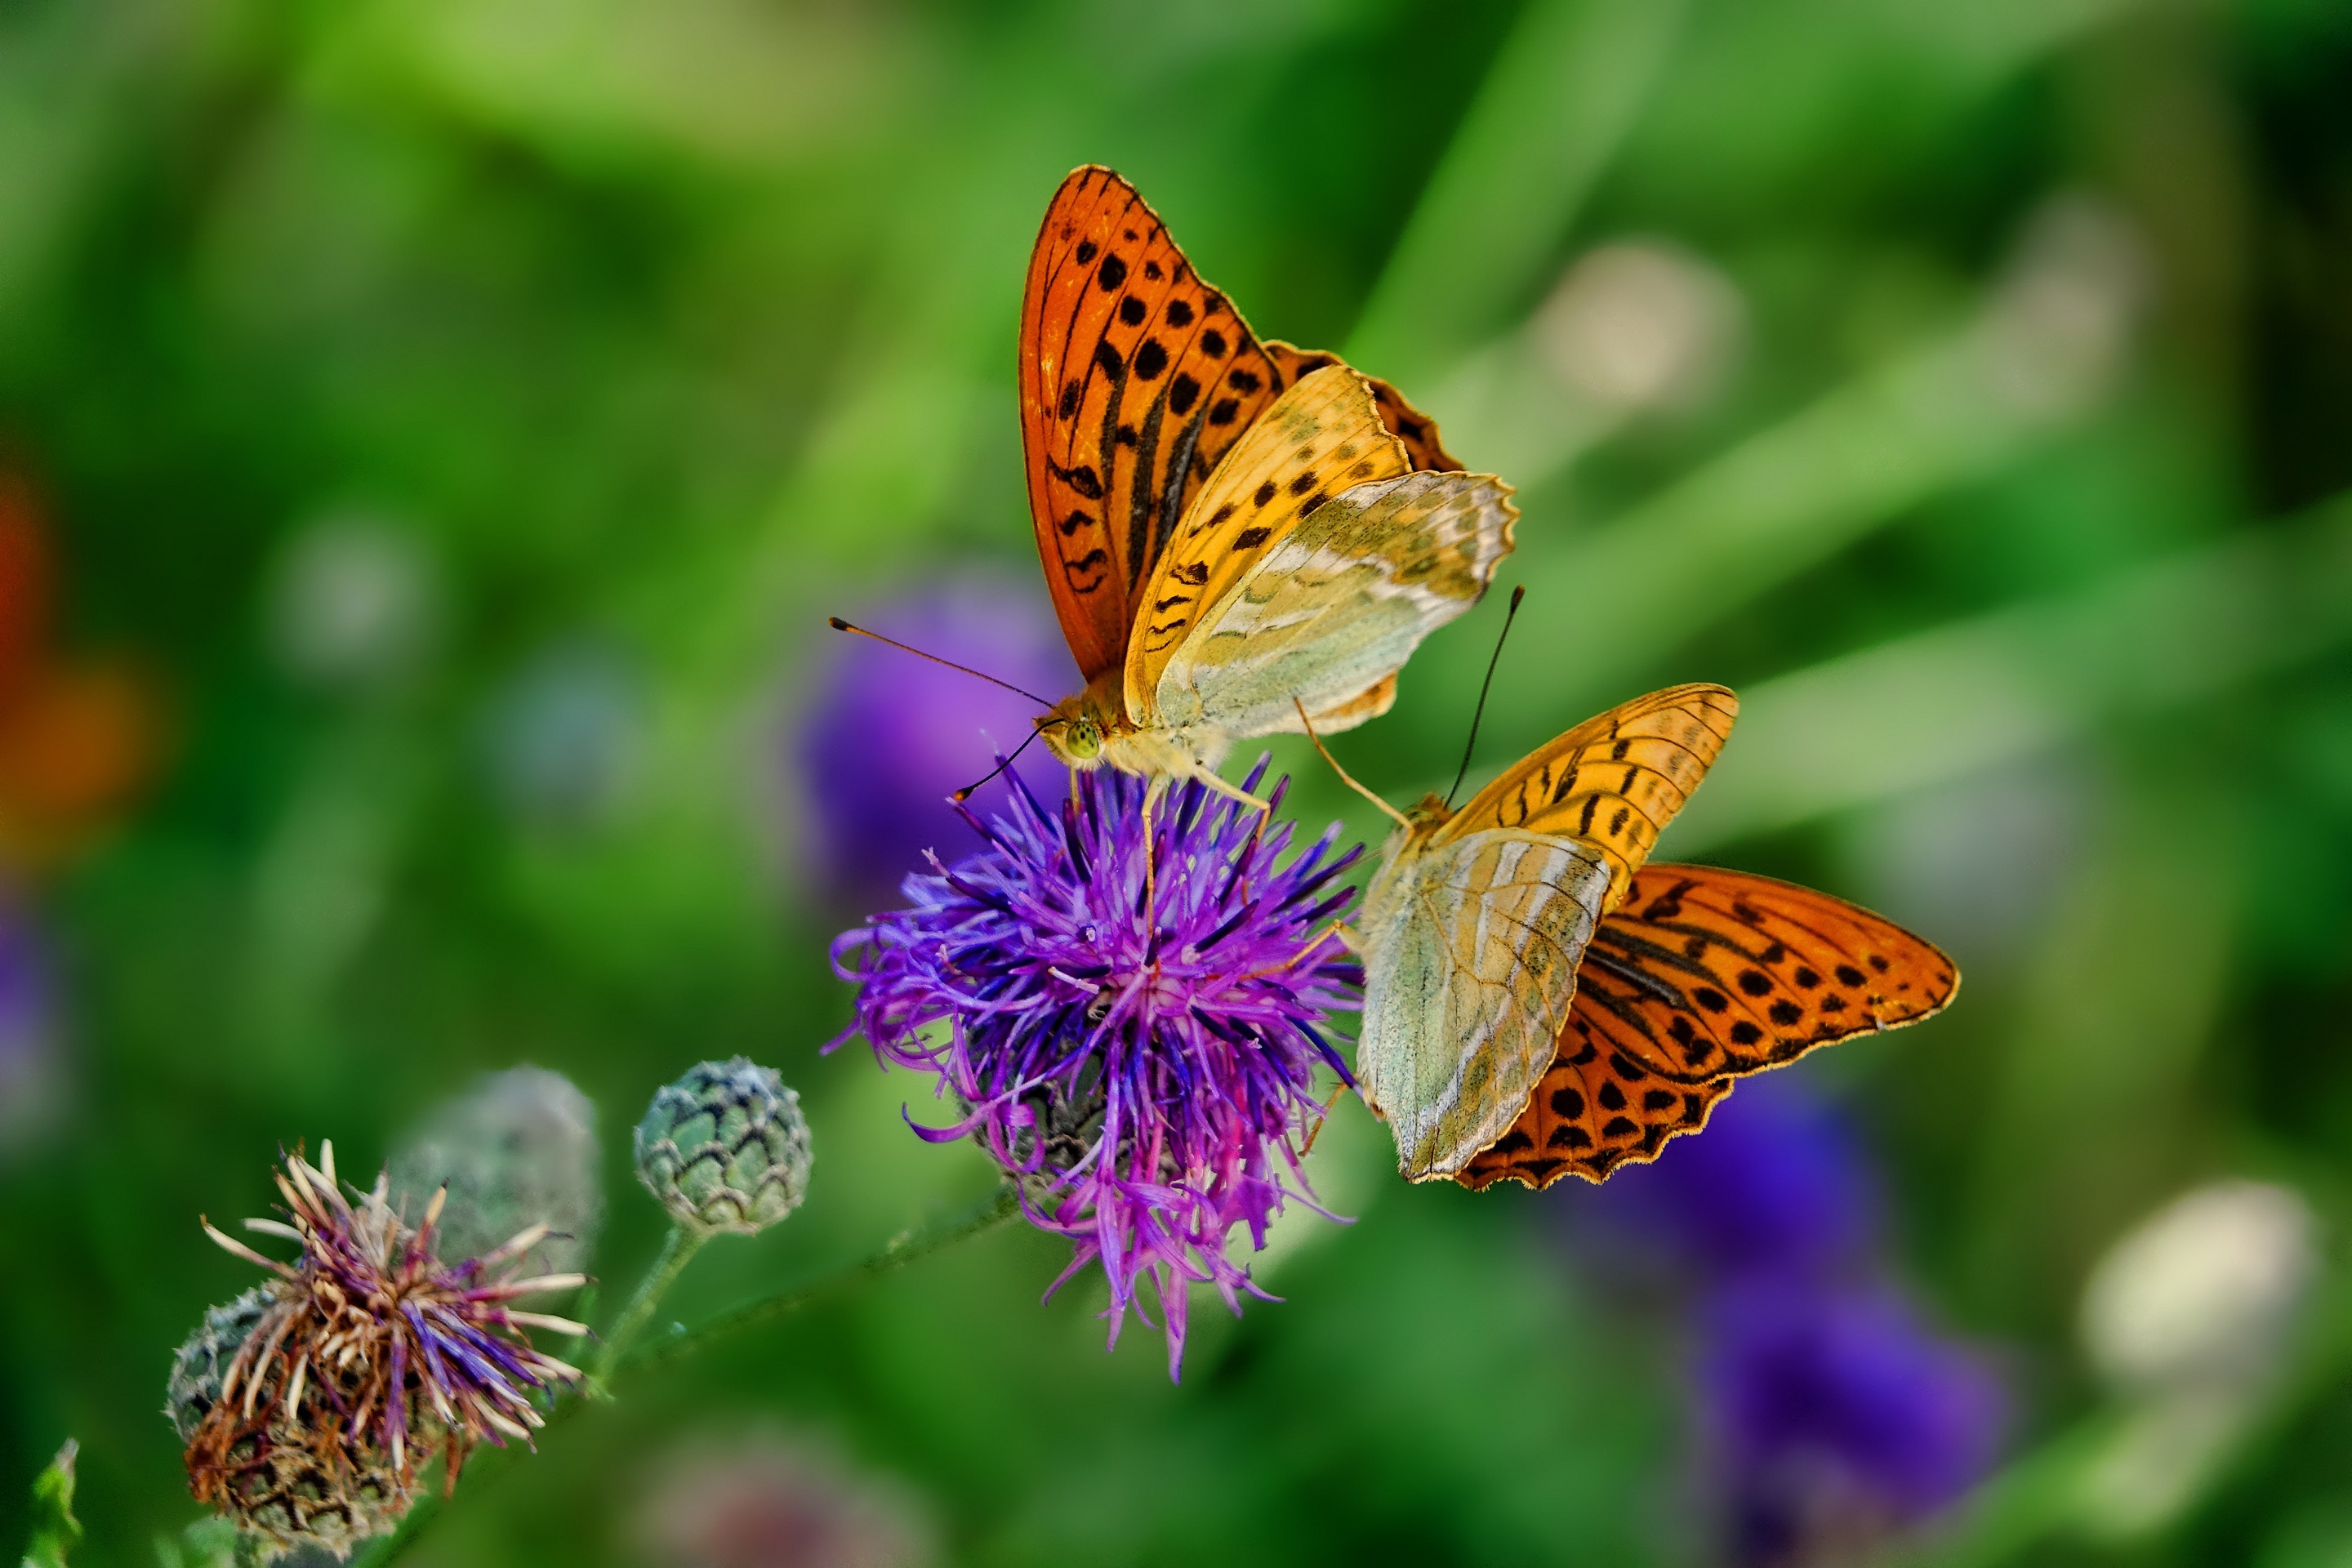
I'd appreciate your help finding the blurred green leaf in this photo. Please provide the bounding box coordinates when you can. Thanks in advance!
[20,1442,78,1568]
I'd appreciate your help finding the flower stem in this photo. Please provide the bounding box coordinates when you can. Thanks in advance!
[589,1225,705,1395]
[621,1180,1021,1379]
[345,1183,1019,1568]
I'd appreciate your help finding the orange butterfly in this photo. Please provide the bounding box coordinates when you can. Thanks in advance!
[1017,167,1515,809]
[1454,862,1958,1190]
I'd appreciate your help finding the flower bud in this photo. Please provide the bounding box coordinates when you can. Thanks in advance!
[390,1065,601,1276]
[635,1058,812,1235]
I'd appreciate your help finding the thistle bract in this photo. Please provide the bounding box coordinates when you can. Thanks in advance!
[832,761,1361,1377]
[635,1058,813,1235]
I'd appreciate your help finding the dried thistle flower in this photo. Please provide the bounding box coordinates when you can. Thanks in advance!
[180,1143,589,1556]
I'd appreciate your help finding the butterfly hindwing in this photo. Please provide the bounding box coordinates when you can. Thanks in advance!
[1020,168,1294,681]
[1123,366,1412,715]
[1263,343,1464,473]
[1455,863,1960,1191]
[1357,828,1612,1180]
[1441,684,1740,911]
[1142,465,1518,737]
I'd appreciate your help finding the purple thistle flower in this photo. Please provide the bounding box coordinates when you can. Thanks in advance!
[189,1143,589,1512]
[797,579,1078,907]
[1700,1275,2007,1566]
[831,760,1361,1378]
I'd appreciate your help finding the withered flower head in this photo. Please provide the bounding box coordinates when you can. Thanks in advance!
[178,1143,588,1556]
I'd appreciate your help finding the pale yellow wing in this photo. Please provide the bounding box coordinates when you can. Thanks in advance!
[1122,365,1410,720]
[1440,685,1739,912]
[1144,469,1517,739]
[1356,826,1612,1181]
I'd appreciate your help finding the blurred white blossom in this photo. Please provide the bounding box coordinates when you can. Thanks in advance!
[267,509,442,691]
[2082,1179,2317,1396]
[2076,1179,2319,1535]
[1532,238,1745,416]
[1975,192,2152,424]
[482,638,647,826]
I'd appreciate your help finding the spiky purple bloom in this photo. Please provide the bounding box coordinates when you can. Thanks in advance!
[831,760,1361,1377]
[798,580,1078,906]
[1700,1276,2007,1565]
[189,1143,589,1508]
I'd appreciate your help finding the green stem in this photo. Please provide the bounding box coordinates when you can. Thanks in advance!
[589,1225,705,1393]
[346,1183,1020,1568]
[621,1181,1021,1380]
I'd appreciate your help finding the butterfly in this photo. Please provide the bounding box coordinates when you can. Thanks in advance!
[1018,167,1517,810]
[1335,684,1957,1182]
[1348,684,1740,1179]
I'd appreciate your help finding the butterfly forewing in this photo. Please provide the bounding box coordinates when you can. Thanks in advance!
[1442,684,1739,911]
[1455,863,1959,1191]
[1020,169,1475,686]
[1020,168,1294,680]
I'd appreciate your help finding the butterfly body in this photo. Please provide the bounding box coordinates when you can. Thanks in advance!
[1020,168,1517,801]
[1036,670,1234,789]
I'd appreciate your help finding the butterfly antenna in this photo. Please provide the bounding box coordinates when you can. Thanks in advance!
[827,617,1054,706]
[1294,698,1410,830]
[1446,585,1525,809]
[951,723,1048,804]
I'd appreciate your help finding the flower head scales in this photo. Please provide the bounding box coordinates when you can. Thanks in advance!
[184,1143,589,1544]
[832,760,1361,1376]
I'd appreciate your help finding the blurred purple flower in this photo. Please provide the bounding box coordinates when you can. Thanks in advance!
[1701,1276,2007,1566]
[831,761,1361,1378]
[798,579,1077,908]
[1574,1076,1878,1285]
[0,890,60,1152]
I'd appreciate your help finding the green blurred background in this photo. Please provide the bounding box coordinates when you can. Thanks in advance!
[5,0,2352,1561]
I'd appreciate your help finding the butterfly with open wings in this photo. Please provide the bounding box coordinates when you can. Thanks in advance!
[1018,167,1518,811]
[1320,680,1958,1183]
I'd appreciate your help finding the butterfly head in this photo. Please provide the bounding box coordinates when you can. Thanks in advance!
[1036,694,1107,767]
[1406,794,1454,834]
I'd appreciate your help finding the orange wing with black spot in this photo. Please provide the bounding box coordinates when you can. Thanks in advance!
[1440,685,1740,913]
[1456,864,1958,1191]
[1018,167,1459,683]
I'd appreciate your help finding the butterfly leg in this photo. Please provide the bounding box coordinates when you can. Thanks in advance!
[1298,1078,1352,1156]
[1139,775,1165,924]
[1183,764,1273,849]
